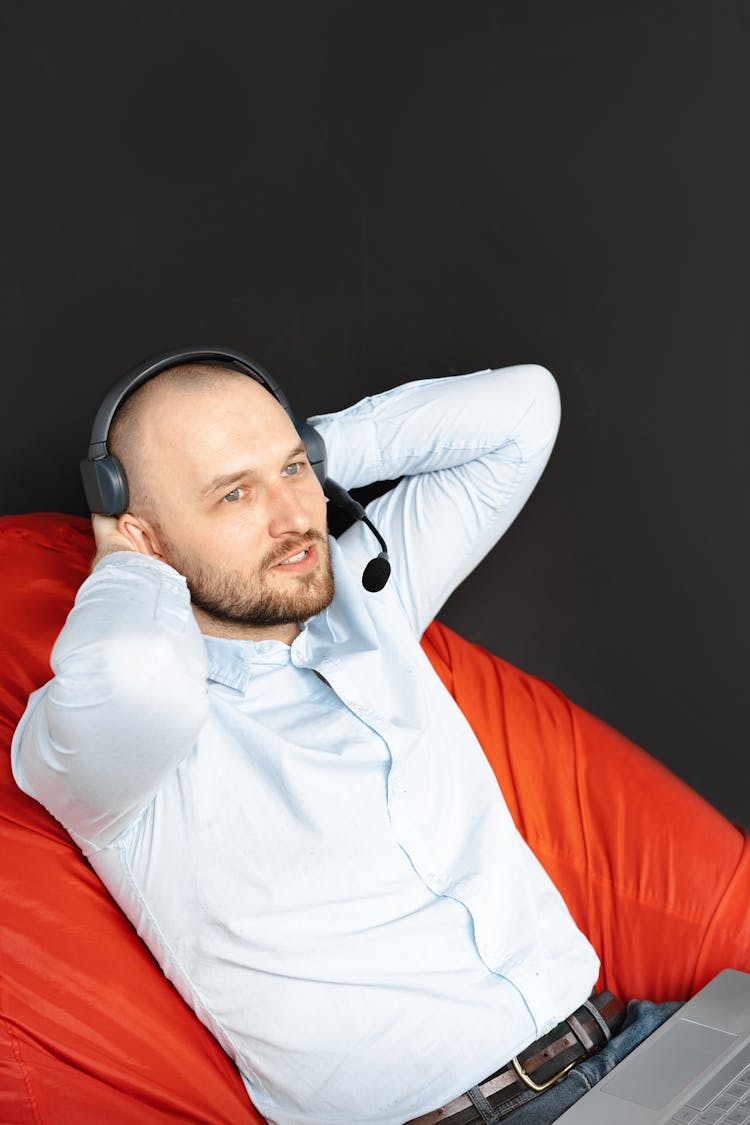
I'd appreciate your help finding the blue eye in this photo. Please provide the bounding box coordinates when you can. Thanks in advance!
[284,462,303,476]
[223,488,242,503]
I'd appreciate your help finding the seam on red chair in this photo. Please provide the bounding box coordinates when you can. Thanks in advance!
[0,1015,44,1124]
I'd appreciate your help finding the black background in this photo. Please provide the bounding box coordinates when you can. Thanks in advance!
[2,2,747,823]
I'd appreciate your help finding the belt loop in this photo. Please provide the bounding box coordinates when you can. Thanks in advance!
[582,998,613,1042]
[467,1085,501,1125]
[566,1012,596,1054]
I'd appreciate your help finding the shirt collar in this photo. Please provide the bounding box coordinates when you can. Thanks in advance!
[201,537,380,691]
[292,536,381,665]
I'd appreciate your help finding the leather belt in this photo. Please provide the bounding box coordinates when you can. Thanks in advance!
[407,991,626,1125]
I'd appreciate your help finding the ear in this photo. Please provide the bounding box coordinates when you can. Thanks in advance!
[116,512,167,560]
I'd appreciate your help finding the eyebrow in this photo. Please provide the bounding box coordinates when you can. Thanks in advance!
[200,444,308,498]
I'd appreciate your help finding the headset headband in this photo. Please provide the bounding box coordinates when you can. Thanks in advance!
[85,345,292,459]
[81,344,326,514]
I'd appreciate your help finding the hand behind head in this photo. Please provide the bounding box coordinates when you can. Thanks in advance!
[90,513,160,570]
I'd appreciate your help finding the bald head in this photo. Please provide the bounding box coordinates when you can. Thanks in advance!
[105,362,330,640]
[108,363,278,522]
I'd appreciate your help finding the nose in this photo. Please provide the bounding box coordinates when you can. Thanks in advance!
[266,479,311,539]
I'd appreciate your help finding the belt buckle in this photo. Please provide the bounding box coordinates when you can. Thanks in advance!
[510,1053,576,1093]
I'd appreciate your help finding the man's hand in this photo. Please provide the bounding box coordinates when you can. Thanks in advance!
[90,514,141,571]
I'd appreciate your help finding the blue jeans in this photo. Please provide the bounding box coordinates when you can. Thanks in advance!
[493,1000,684,1123]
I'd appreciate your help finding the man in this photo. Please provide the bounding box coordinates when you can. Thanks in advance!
[11,357,675,1124]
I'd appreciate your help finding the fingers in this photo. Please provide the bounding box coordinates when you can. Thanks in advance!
[90,513,138,570]
[92,513,134,550]
[90,512,166,573]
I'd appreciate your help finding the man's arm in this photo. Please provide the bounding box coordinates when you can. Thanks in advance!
[11,528,209,849]
[309,364,561,635]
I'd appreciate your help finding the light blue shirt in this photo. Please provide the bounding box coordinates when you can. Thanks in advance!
[12,366,599,1124]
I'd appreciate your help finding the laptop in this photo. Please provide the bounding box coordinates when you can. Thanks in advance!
[558,969,750,1124]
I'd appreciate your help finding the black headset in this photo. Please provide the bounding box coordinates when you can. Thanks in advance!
[80,345,391,592]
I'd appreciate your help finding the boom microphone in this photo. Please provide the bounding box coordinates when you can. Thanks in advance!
[324,478,391,593]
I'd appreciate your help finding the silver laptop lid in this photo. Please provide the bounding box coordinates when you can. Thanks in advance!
[558,970,750,1124]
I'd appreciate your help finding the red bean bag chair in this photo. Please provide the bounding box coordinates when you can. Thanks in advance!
[2,513,749,1123]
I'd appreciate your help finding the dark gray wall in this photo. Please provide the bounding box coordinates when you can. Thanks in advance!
[2,1,748,823]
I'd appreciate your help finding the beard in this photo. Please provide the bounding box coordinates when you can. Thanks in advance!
[160,529,335,628]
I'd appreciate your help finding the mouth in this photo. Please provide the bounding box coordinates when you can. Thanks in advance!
[270,543,320,574]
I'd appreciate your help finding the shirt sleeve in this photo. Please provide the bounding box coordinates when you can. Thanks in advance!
[10,551,209,850]
[308,364,561,636]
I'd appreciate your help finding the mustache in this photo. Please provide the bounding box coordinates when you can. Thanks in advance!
[262,530,327,570]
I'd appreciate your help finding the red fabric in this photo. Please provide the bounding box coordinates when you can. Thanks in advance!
[421,622,750,1003]
[1,513,749,1122]
[0,516,261,1124]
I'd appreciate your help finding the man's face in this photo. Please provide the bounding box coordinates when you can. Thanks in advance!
[137,375,333,635]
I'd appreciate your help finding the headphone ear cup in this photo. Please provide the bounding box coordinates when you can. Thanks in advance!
[292,417,327,488]
[80,453,129,516]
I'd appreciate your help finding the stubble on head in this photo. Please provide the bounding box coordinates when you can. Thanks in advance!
[108,363,336,639]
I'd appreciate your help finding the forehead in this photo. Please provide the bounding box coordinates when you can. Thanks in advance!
[141,372,299,478]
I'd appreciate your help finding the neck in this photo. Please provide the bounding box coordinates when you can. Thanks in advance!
[191,605,300,645]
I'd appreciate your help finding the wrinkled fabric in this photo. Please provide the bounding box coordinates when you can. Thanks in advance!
[12,369,601,1125]
[421,622,750,1003]
[0,515,260,1124]
[2,513,750,1124]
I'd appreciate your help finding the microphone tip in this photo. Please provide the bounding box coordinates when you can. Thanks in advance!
[362,555,391,593]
